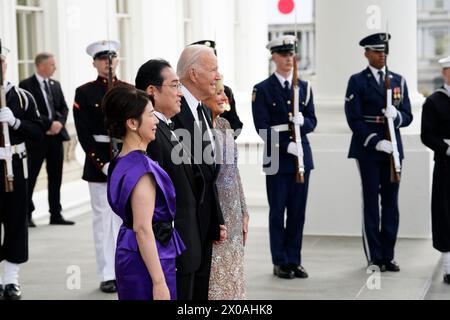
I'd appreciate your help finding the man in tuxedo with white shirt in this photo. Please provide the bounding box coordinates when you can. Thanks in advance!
[20,52,74,227]
[172,45,226,300]
[136,58,208,300]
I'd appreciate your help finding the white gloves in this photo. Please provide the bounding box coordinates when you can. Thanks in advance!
[287,142,303,157]
[101,162,110,176]
[291,113,304,127]
[375,140,393,154]
[382,105,398,120]
[0,107,16,127]
[446,147,450,157]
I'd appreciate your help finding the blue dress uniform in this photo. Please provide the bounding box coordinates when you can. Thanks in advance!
[252,35,317,278]
[344,33,413,269]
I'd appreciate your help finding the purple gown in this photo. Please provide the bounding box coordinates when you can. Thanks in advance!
[107,150,185,300]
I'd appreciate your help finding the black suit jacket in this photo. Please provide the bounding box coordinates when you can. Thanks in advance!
[172,97,224,241]
[19,75,70,141]
[147,120,204,274]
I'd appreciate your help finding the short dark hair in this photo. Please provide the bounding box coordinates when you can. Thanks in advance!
[102,84,153,139]
[135,59,172,91]
[35,52,53,66]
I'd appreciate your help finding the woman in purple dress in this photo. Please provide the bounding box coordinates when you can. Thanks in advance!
[102,85,185,300]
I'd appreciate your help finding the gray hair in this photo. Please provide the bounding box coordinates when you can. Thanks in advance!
[35,52,54,66]
[177,45,215,80]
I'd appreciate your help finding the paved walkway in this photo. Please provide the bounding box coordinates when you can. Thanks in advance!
[17,202,449,300]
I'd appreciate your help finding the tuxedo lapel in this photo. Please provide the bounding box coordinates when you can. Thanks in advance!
[31,75,47,113]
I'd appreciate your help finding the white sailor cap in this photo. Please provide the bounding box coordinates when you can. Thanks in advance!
[86,40,120,60]
[266,35,297,54]
[0,46,10,60]
[438,56,450,69]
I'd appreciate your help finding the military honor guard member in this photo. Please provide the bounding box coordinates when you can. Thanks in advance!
[252,35,317,279]
[73,40,124,293]
[0,45,44,300]
[344,33,413,272]
[420,56,450,284]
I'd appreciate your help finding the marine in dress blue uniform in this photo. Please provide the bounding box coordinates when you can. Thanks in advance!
[344,33,413,271]
[252,35,317,279]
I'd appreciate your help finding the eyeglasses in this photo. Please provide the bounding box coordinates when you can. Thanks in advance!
[161,83,182,90]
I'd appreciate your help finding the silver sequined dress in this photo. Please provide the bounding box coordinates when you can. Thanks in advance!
[208,117,248,300]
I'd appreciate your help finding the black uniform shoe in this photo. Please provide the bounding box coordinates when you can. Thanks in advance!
[289,265,309,278]
[3,284,21,300]
[367,261,386,272]
[273,265,295,279]
[50,216,75,225]
[28,218,36,228]
[384,260,400,272]
[444,274,450,284]
[100,280,117,293]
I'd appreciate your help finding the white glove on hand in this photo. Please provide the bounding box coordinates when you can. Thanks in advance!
[291,113,304,126]
[0,107,16,127]
[101,162,110,176]
[287,142,303,157]
[446,147,450,156]
[375,140,393,154]
[382,105,398,120]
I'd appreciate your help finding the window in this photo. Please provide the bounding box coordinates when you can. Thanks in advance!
[435,0,444,9]
[16,0,44,80]
[183,0,193,45]
[116,0,132,82]
[434,32,448,56]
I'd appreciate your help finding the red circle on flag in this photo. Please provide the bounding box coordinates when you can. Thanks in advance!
[278,0,295,15]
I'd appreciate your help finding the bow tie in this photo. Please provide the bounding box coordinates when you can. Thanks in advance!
[167,121,175,131]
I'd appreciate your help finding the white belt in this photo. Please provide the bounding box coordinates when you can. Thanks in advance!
[0,142,26,159]
[93,135,111,143]
[271,124,290,132]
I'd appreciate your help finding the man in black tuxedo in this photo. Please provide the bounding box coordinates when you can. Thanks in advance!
[173,45,226,300]
[19,53,74,226]
[136,59,206,300]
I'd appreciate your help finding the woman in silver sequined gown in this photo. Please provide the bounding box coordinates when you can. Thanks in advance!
[204,77,249,300]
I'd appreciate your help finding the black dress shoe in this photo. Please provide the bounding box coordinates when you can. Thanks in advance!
[444,274,450,284]
[3,284,21,300]
[50,216,75,225]
[273,265,295,279]
[384,260,400,272]
[28,218,36,228]
[289,265,309,278]
[367,261,386,272]
[100,280,117,293]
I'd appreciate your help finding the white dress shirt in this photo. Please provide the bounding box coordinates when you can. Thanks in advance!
[35,73,53,119]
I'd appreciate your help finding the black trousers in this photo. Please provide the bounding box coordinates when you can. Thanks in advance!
[0,156,29,263]
[27,136,64,219]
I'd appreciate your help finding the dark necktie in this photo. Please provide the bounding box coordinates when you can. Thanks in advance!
[378,70,385,91]
[284,80,290,96]
[197,103,215,160]
[44,80,55,119]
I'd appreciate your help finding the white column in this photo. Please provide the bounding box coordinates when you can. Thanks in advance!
[0,0,19,84]
[315,0,423,133]
[304,0,431,238]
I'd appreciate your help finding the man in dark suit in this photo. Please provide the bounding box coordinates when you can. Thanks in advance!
[135,59,205,300]
[344,33,413,272]
[173,45,226,300]
[252,35,317,280]
[19,52,74,227]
